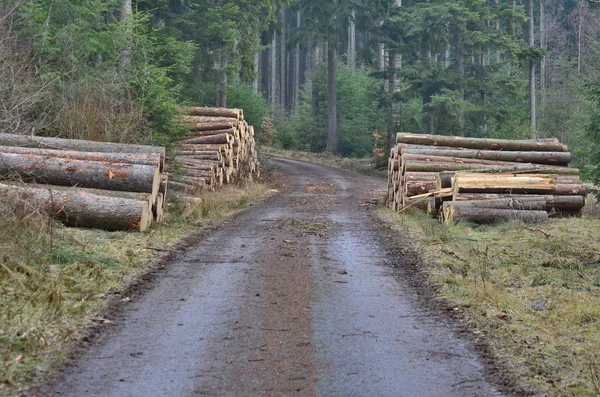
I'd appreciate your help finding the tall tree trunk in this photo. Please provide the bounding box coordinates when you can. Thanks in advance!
[348,10,356,68]
[540,0,546,105]
[270,33,277,109]
[119,0,133,69]
[279,11,286,116]
[253,52,259,94]
[455,36,465,131]
[577,1,583,74]
[529,0,537,138]
[294,11,301,110]
[326,43,338,155]
[311,41,320,122]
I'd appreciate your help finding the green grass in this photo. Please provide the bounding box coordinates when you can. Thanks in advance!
[378,207,600,396]
[0,182,275,394]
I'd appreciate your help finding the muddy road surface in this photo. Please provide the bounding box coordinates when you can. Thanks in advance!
[49,158,502,397]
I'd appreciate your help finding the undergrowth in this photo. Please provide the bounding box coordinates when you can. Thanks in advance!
[0,182,274,394]
[378,207,600,396]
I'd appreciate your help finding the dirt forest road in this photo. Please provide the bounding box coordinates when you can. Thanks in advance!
[49,158,503,397]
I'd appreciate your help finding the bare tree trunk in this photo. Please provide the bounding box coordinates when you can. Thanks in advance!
[311,40,320,121]
[348,10,356,68]
[455,36,465,131]
[294,11,301,110]
[577,0,583,74]
[279,11,286,116]
[270,33,277,109]
[253,51,259,94]
[540,0,546,105]
[529,0,537,138]
[326,43,338,155]
[119,0,133,69]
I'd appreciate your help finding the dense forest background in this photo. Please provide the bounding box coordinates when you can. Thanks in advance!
[1,0,600,183]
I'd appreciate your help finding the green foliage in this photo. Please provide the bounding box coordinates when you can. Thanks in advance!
[277,63,386,157]
[584,78,600,186]
[227,85,268,132]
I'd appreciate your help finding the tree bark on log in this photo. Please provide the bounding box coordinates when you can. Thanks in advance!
[0,133,166,170]
[0,183,152,231]
[396,133,567,152]
[0,146,161,168]
[443,205,549,224]
[182,133,231,145]
[180,128,236,139]
[401,147,571,165]
[0,152,160,199]
[189,122,237,131]
[451,194,585,210]
[403,161,579,175]
[178,107,241,119]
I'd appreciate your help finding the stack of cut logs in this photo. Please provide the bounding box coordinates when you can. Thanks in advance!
[387,133,586,224]
[0,133,168,232]
[169,107,260,192]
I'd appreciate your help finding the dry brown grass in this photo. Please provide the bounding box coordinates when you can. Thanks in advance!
[378,207,600,396]
[0,182,275,394]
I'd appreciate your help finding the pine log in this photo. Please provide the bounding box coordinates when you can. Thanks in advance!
[0,146,161,168]
[180,128,235,139]
[396,133,568,152]
[174,151,222,161]
[190,122,237,131]
[405,180,436,197]
[452,174,586,195]
[182,133,231,145]
[445,198,548,211]
[443,205,549,224]
[182,115,240,124]
[401,147,571,165]
[451,194,584,209]
[404,160,579,175]
[0,133,166,170]
[0,183,152,231]
[402,196,434,211]
[0,152,160,199]
[179,107,241,119]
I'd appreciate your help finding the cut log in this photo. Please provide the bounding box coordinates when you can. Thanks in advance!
[0,152,160,200]
[180,128,235,139]
[451,194,585,210]
[190,122,238,132]
[179,107,241,119]
[443,205,549,224]
[0,183,152,232]
[182,133,231,145]
[396,133,568,152]
[401,147,571,165]
[0,133,166,170]
[174,152,222,161]
[405,180,436,197]
[452,174,586,196]
[0,146,161,168]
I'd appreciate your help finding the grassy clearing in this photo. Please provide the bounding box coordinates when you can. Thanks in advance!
[377,201,600,396]
[262,146,386,178]
[0,182,276,394]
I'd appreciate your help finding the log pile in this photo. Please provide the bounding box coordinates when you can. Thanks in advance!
[387,133,586,224]
[0,133,168,232]
[171,107,260,192]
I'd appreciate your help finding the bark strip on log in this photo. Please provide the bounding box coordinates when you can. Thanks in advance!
[0,183,152,231]
[443,205,549,224]
[396,133,568,152]
[0,152,160,200]
[179,107,241,119]
[0,133,166,170]
[401,147,571,165]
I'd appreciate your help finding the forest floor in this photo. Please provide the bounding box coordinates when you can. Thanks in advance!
[0,180,279,394]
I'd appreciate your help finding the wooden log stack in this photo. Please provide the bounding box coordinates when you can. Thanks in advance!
[0,133,168,232]
[171,107,260,192]
[387,133,586,224]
